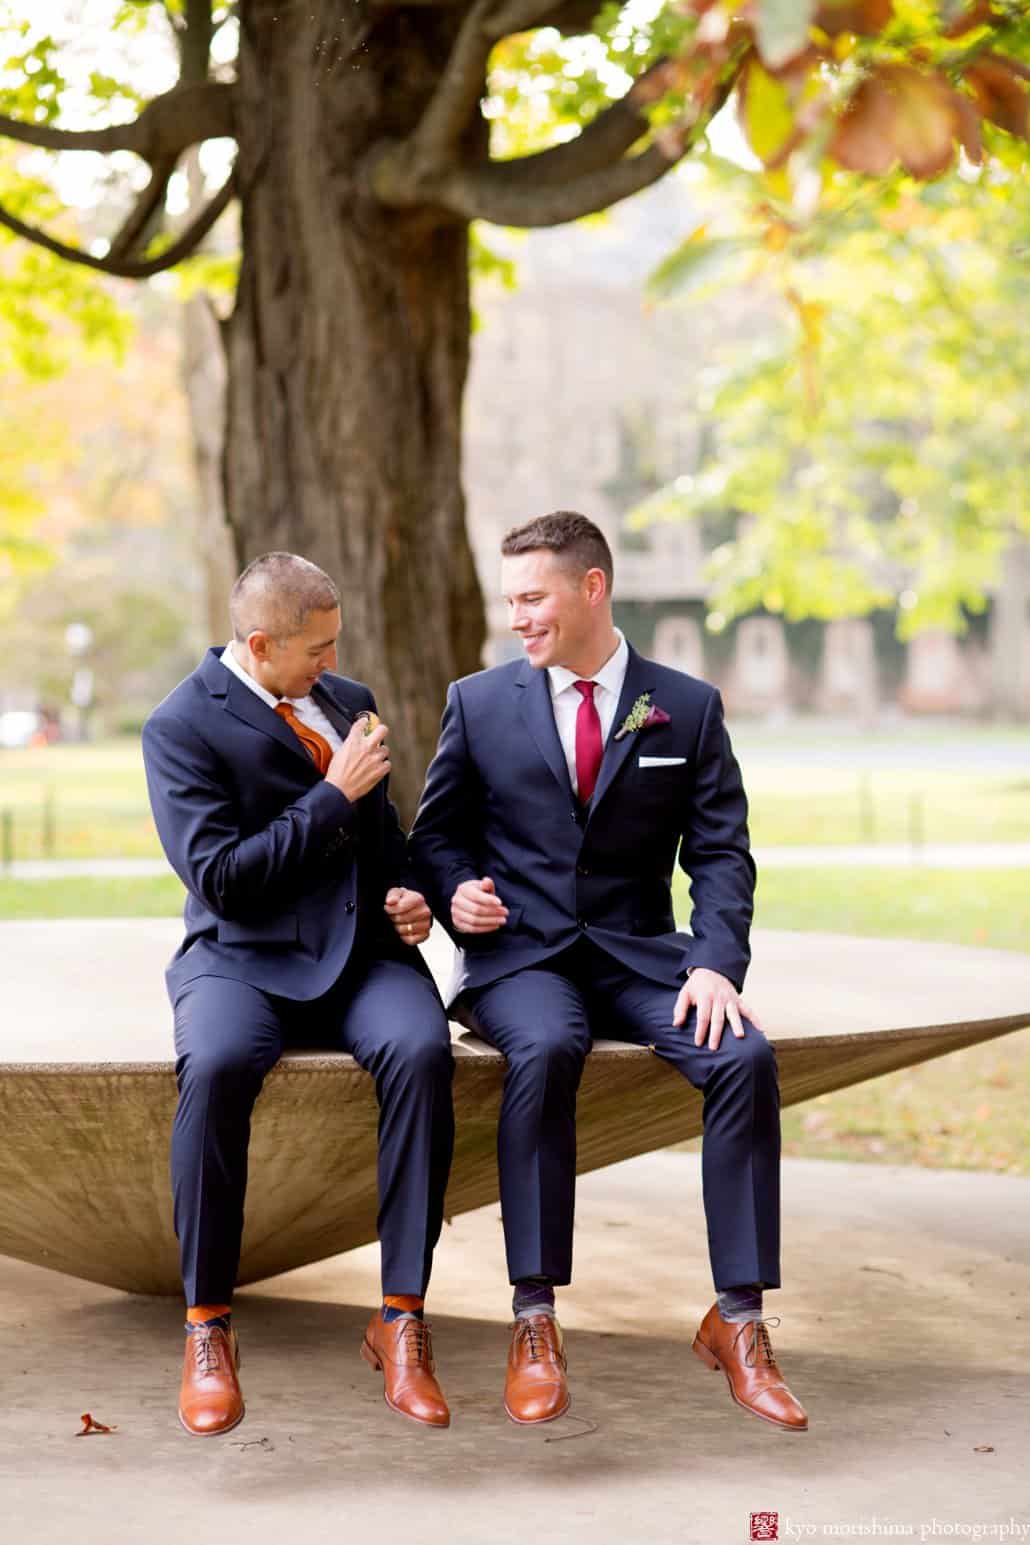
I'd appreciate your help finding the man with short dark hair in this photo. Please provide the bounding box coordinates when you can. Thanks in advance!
[410,512,807,1431]
[143,552,455,1435]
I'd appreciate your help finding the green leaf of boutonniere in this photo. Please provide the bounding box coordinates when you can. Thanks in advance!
[614,693,653,741]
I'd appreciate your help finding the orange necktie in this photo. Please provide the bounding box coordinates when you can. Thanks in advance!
[275,701,332,775]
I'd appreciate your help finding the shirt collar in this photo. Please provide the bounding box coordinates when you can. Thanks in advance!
[548,629,628,701]
[220,643,283,710]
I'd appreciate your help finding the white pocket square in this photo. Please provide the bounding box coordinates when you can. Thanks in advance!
[639,755,686,767]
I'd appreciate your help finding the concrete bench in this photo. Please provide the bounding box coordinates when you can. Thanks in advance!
[6,922,1027,1294]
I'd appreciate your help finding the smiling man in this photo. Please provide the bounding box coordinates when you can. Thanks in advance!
[409,511,807,1432]
[142,552,454,1436]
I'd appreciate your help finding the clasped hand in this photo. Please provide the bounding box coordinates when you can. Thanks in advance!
[384,887,433,946]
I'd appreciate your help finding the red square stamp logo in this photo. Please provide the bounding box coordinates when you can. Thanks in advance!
[749,1514,779,1542]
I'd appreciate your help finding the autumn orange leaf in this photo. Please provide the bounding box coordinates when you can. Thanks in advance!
[964,55,1030,139]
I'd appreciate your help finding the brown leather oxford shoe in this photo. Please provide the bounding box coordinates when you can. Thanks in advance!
[504,1313,570,1425]
[693,1303,808,1431]
[361,1311,450,1428]
[178,1322,245,1437]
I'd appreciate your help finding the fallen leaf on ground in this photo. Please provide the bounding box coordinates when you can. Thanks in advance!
[973,1445,995,1453]
[77,1413,117,1436]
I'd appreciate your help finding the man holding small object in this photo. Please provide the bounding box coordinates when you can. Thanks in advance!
[143,551,454,1436]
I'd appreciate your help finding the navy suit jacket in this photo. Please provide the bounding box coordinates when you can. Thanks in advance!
[142,648,421,1001]
[408,644,756,1006]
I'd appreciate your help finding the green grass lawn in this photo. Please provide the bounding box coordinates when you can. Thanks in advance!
[0,874,184,919]
[741,764,1030,847]
[2,733,1029,858]
[0,741,158,859]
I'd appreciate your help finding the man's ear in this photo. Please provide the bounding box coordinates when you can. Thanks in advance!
[584,567,608,608]
[247,629,273,662]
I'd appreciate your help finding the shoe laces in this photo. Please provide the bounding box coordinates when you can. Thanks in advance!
[515,1316,556,1364]
[735,1317,781,1369]
[399,1316,433,1370]
[191,1325,226,1378]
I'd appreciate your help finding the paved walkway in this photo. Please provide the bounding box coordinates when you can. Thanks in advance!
[2,1151,1028,1545]
[6,841,1030,880]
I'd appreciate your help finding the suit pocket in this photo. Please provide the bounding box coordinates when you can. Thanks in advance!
[460,903,524,950]
[217,914,300,946]
[631,913,676,937]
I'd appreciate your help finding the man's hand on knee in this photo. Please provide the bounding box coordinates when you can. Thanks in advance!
[673,969,763,1051]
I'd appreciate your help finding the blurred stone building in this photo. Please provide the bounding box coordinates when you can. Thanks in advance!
[463,180,1030,721]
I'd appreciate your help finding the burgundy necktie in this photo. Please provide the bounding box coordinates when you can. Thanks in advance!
[573,680,603,804]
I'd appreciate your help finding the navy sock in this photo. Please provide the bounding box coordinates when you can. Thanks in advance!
[185,1313,232,1334]
[717,1284,764,1324]
[513,1277,556,1318]
[382,1304,424,1324]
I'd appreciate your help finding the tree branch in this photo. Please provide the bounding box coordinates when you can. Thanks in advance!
[434,135,689,224]
[411,0,562,163]
[489,57,679,190]
[373,47,743,227]
[181,0,216,85]
[107,155,178,261]
[0,169,236,278]
[0,81,234,163]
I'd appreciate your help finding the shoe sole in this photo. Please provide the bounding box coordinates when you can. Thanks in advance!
[692,1336,808,1432]
[360,1337,450,1428]
[503,1393,571,1426]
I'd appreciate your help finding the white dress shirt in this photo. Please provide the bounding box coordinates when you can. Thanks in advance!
[547,629,629,795]
[219,644,344,753]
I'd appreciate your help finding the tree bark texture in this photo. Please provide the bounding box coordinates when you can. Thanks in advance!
[225,3,487,819]
[182,293,237,643]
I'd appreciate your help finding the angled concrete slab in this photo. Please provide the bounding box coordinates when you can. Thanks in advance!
[7,920,1028,1293]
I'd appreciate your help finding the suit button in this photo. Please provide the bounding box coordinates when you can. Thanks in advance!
[576,864,591,877]
[345,901,355,914]
[578,918,588,930]
[337,829,349,842]
[570,810,578,822]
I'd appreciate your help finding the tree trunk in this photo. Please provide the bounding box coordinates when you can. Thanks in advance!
[224,4,486,820]
[182,295,237,643]
[989,536,1030,722]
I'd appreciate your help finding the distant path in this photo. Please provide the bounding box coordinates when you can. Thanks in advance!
[6,842,1030,880]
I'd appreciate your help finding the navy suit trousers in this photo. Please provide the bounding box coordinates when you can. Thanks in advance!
[461,940,780,1293]
[171,955,454,1304]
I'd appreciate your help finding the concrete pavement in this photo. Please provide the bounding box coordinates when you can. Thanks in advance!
[2,1150,1028,1545]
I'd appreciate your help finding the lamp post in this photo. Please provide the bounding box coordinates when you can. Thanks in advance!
[65,621,94,743]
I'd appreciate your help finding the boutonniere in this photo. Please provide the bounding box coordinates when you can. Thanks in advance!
[614,693,671,741]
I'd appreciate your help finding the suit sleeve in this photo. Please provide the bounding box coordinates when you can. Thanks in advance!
[142,710,355,920]
[407,682,482,924]
[678,688,756,991]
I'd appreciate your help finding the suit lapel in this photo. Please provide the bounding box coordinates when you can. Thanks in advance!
[310,679,357,741]
[516,661,575,803]
[215,660,318,773]
[586,645,657,822]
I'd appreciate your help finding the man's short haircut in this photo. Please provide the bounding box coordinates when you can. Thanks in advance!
[500,511,614,591]
[230,552,340,642]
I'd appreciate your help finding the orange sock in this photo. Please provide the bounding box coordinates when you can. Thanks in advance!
[186,1303,232,1325]
[383,1294,424,1315]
